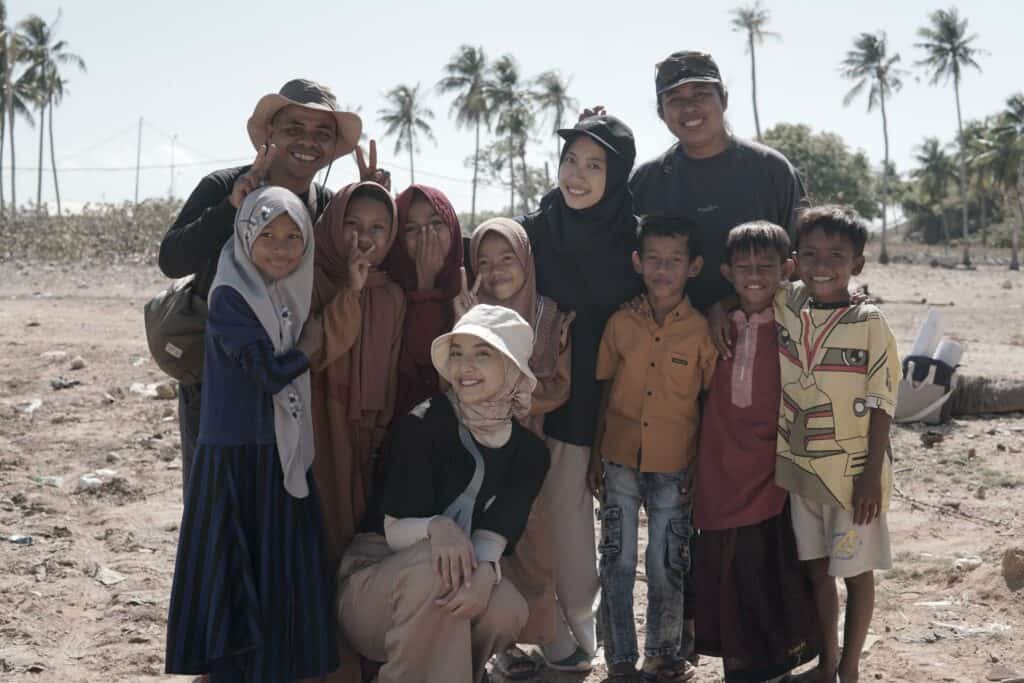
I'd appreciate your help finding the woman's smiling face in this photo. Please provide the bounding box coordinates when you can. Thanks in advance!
[446,334,507,405]
[558,136,607,210]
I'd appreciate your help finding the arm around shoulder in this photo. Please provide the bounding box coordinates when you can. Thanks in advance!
[159,171,240,278]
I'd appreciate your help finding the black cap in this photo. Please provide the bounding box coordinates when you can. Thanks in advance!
[655,51,722,95]
[557,115,636,167]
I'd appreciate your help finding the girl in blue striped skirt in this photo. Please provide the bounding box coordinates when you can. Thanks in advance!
[165,186,337,682]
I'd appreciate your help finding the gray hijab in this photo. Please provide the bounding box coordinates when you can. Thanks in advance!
[209,186,316,498]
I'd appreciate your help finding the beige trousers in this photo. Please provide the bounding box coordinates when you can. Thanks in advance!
[541,437,600,661]
[338,534,528,683]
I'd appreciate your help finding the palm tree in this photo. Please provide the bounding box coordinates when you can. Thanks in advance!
[484,55,525,213]
[963,118,995,247]
[4,66,35,218]
[1,10,35,218]
[841,31,905,264]
[916,7,984,266]
[912,136,957,249]
[729,1,779,141]
[437,45,490,227]
[977,94,1024,269]
[19,11,86,216]
[377,83,435,185]
[532,70,577,164]
[0,1,8,214]
[495,102,535,215]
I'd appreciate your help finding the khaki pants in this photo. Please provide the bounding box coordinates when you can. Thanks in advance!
[338,534,528,683]
[542,438,599,661]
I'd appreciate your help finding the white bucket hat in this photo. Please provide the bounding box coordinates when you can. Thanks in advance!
[431,304,537,393]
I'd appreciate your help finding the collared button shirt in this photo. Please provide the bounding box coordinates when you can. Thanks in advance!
[596,297,717,472]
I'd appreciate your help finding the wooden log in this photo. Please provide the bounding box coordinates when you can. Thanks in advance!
[948,374,1024,416]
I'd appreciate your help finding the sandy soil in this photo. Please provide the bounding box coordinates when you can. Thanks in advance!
[1,261,1023,683]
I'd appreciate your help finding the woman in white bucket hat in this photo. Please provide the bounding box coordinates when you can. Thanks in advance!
[335,304,550,683]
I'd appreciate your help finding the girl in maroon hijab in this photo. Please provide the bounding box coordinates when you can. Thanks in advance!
[386,185,464,418]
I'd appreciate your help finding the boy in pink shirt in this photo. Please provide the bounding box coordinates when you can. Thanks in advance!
[693,221,819,682]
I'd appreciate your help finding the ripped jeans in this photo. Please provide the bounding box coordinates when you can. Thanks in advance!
[598,461,692,667]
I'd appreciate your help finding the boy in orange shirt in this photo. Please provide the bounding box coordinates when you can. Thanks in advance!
[590,215,717,681]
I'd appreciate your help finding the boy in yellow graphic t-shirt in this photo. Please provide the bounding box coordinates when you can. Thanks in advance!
[774,205,900,683]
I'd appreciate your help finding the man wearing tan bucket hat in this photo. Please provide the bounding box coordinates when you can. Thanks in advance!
[158,78,363,492]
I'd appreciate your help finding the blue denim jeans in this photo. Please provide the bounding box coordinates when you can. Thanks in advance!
[598,461,692,667]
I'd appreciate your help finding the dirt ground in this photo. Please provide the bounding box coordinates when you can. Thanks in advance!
[1,261,1023,683]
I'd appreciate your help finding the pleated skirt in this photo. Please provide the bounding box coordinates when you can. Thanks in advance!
[165,443,338,683]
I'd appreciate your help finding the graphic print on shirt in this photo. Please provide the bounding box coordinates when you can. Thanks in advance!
[776,289,894,508]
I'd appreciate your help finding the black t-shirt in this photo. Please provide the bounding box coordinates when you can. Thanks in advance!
[367,397,550,555]
[630,138,806,312]
[158,166,332,299]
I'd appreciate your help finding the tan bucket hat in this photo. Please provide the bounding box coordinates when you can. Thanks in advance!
[246,78,363,161]
[431,304,538,393]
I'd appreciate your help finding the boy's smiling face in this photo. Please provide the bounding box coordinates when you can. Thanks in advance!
[795,227,865,303]
[722,248,793,314]
[632,233,702,301]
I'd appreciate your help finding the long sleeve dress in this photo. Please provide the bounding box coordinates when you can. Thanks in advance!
[165,286,336,683]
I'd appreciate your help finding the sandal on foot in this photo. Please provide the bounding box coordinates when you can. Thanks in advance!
[493,646,540,680]
[606,661,640,680]
[641,657,696,682]
[541,645,593,673]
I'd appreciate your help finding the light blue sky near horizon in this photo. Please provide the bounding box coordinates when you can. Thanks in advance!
[8,0,1023,217]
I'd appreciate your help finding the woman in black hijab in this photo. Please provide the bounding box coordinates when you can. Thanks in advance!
[516,114,642,673]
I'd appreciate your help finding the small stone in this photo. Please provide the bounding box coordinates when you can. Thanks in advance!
[1002,547,1024,591]
[40,350,68,362]
[50,376,80,391]
[976,486,987,500]
[95,566,127,586]
[921,431,945,448]
[953,556,983,572]
[967,448,977,459]
[997,443,1007,452]
[1002,280,1013,290]
[154,380,178,400]
[20,399,42,415]
[106,452,120,464]
[77,474,103,491]
[69,356,86,370]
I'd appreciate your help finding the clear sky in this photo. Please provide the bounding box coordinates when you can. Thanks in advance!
[9,0,1022,215]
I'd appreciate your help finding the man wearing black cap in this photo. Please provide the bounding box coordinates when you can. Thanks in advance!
[158,79,362,490]
[631,51,805,315]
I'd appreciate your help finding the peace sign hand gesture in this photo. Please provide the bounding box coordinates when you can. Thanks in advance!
[354,139,391,191]
[230,144,278,209]
[347,232,374,293]
[453,267,481,320]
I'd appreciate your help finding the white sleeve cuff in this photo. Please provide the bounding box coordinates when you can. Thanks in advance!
[471,529,507,565]
[384,514,435,551]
